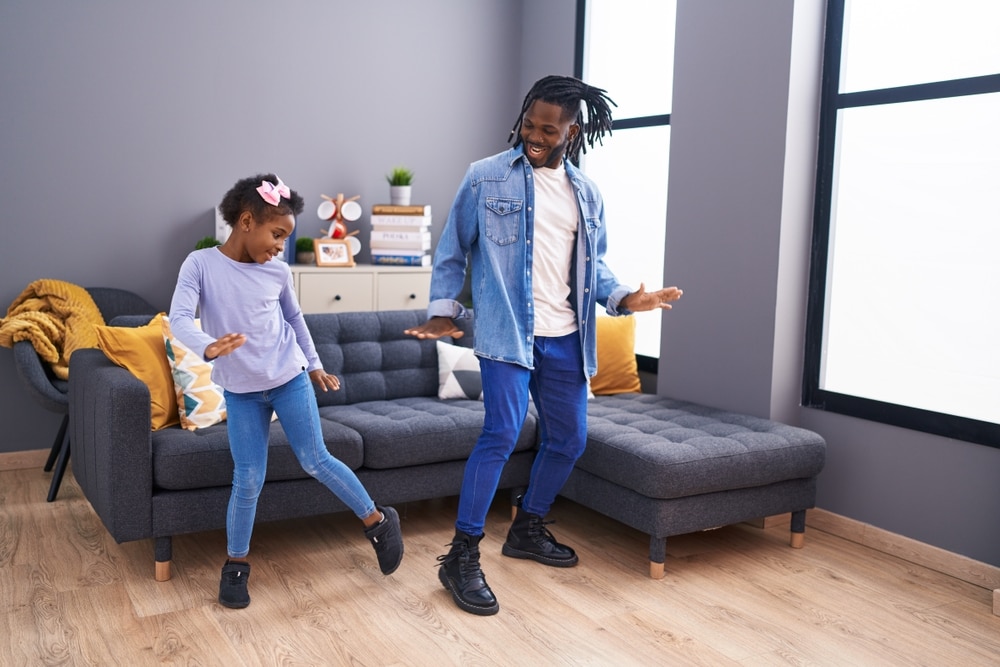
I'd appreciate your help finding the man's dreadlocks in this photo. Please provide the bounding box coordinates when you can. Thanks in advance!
[508,75,617,166]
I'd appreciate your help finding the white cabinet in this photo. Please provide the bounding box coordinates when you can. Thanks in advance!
[292,264,431,314]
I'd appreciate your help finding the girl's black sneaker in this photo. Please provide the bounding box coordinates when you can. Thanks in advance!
[364,505,404,575]
[218,559,251,608]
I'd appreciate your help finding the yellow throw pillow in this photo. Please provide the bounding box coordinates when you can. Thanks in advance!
[94,313,179,430]
[590,315,643,395]
[161,316,227,430]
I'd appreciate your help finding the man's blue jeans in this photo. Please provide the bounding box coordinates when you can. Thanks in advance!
[456,332,588,536]
[223,372,375,558]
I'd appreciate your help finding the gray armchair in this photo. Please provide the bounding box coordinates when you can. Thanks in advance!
[12,286,157,501]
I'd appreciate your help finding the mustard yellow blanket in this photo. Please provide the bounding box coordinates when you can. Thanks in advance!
[0,279,105,380]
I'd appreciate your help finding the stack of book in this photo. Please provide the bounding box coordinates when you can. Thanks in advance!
[369,204,433,266]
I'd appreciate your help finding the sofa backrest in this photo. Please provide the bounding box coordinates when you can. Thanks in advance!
[305,309,474,407]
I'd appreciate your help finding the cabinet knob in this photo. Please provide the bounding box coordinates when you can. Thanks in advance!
[408,293,416,300]
[333,295,342,301]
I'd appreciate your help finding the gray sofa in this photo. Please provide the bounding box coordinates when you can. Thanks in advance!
[69,309,825,581]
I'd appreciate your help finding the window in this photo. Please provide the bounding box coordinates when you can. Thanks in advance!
[577,0,676,365]
[804,0,1000,446]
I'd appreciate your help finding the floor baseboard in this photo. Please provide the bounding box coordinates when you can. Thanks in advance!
[807,507,1000,615]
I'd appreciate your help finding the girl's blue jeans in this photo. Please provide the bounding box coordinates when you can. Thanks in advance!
[456,332,588,536]
[223,371,375,559]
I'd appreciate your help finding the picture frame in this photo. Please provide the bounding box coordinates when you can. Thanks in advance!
[314,239,355,267]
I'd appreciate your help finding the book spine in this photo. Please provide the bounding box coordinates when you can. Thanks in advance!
[369,214,432,227]
[370,230,431,243]
[371,253,431,266]
[370,240,432,251]
[371,225,431,234]
[371,204,432,216]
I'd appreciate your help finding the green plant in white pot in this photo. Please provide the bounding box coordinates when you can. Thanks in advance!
[386,166,413,206]
[295,236,316,265]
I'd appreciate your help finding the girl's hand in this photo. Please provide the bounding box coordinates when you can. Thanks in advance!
[205,333,246,360]
[309,368,341,392]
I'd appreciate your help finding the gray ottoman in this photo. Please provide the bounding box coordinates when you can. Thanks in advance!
[562,394,827,578]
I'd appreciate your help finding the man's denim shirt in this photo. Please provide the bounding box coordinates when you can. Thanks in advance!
[428,146,632,376]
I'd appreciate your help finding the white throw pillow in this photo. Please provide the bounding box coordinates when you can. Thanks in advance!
[437,340,483,400]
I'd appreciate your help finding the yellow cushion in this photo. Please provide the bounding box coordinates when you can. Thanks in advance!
[162,316,227,430]
[590,315,642,395]
[94,312,179,431]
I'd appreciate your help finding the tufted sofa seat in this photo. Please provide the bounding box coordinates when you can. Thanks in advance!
[562,394,826,577]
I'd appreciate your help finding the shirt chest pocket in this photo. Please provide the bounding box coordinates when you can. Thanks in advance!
[485,197,522,246]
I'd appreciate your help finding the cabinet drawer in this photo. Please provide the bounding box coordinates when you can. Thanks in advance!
[298,272,374,313]
[376,272,431,310]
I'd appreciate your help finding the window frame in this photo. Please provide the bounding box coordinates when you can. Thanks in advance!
[803,0,1000,448]
[575,0,672,373]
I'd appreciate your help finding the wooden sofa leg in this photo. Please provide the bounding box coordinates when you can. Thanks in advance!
[790,509,806,549]
[649,535,666,579]
[509,486,526,521]
[154,536,173,581]
[155,560,172,582]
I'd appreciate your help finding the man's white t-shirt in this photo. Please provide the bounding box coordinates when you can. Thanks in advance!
[531,163,578,337]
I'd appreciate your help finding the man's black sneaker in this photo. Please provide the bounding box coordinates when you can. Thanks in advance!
[502,508,579,567]
[219,559,251,609]
[364,505,404,575]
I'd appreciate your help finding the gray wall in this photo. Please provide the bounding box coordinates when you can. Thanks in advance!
[0,0,540,452]
[4,0,999,570]
[661,0,1000,568]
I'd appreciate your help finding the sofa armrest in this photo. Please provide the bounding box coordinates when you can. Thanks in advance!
[69,348,154,543]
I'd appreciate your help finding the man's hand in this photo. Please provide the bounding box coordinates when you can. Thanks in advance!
[404,316,465,340]
[621,284,683,312]
[309,368,341,392]
[204,333,247,360]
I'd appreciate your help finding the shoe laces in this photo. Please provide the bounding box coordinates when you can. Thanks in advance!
[528,516,560,545]
[222,569,246,586]
[437,540,484,579]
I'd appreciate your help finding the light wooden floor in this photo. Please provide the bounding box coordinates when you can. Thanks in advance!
[2,465,999,666]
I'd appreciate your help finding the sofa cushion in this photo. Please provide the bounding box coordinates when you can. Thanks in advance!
[582,394,826,499]
[307,310,444,406]
[94,313,179,431]
[150,418,365,490]
[161,316,227,430]
[320,397,537,470]
[590,315,642,395]
[436,340,483,400]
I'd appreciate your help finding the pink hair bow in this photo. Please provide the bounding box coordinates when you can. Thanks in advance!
[256,177,290,206]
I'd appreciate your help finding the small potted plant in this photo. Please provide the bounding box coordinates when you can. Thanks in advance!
[195,235,221,250]
[386,166,414,206]
[295,236,317,265]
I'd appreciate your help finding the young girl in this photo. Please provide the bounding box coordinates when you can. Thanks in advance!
[169,173,403,609]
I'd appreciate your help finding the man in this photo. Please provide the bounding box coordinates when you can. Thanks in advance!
[405,75,683,615]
